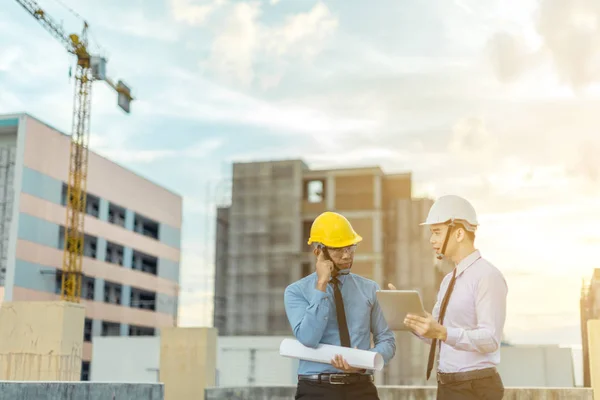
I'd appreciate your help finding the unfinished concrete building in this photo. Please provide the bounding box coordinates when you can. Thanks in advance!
[213,159,443,384]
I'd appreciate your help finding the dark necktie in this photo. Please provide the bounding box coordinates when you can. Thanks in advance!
[331,276,351,347]
[426,267,457,380]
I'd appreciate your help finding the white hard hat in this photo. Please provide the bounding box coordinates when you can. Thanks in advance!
[420,195,478,231]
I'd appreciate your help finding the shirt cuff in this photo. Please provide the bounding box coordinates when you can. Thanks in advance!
[444,327,462,347]
[310,287,331,305]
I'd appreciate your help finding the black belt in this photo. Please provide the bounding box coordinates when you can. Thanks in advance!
[299,373,374,385]
[437,367,498,385]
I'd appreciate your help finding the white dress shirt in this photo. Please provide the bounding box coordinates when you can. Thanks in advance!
[425,250,508,373]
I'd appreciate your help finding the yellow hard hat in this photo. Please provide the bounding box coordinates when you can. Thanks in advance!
[307,211,363,248]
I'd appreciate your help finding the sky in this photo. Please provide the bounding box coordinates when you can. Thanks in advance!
[2,0,600,373]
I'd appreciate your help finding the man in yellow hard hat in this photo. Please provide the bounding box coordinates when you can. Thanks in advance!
[284,211,395,400]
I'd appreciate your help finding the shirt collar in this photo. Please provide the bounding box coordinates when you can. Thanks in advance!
[456,250,482,277]
[329,272,350,286]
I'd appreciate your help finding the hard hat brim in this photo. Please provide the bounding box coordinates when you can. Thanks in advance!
[307,234,362,248]
[419,219,478,231]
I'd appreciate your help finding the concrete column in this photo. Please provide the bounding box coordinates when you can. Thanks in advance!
[92,319,102,338]
[121,285,131,307]
[94,278,105,303]
[0,301,85,381]
[96,238,107,262]
[373,174,382,210]
[99,198,109,222]
[588,320,600,400]
[92,278,104,338]
[326,173,335,210]
[160,327,217,400]
[125,209,135,231]
[123,247,133,269]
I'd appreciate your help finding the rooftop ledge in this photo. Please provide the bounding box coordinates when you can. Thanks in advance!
[205,386,594,400]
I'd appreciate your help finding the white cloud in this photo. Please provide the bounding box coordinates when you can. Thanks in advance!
[204,1,338,87]
[102,13,180,42]
[170,0,224,26]
[142,68,379,144]
[265,2,338,60]
[92,137,223,164]
[206,2,261,86]
[449,116,497,155]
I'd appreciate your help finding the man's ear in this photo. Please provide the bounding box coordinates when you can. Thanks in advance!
[455,227,464,243]
[313,247,320,257]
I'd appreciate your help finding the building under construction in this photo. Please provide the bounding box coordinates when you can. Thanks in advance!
[0,113,182,380]
[213,159,446,384]
[581,268,600,387]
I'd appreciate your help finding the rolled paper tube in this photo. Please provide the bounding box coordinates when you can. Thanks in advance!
[279,338,384,371]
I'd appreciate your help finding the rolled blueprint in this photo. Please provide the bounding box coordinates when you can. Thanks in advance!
[279,338,384,371]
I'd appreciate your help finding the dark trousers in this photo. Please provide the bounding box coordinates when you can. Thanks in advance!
[437,372,504,400]
[295,380,380,400]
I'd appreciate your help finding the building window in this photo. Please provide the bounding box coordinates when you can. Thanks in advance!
[84,318,93,342]
[108,202,126,227]
[81,361,90,381]
[82,275,95,300]
[58,226,98,259]
[129,325,155,336]
[86,193,100,218]
[83,234,98,258]
[104,281,122,305]
[134,213,159,240]
[61,183,100,218]
[303,179,325,203]
[105,241,124,266]
[130,288,156,311]
[132,250,158,275]
[101,321,120,336]
[54,271,95,301]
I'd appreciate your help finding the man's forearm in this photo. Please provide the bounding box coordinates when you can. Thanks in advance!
[371,339,395,365]
[443,326,500,353]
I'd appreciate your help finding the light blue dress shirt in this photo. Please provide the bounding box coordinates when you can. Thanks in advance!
[284,272,396,375]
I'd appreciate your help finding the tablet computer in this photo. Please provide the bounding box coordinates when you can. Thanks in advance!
[375,290,427,331]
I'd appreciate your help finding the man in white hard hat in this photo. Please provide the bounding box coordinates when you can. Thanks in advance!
[389,195,507,400]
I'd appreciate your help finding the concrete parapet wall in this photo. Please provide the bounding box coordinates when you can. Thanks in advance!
[0,301,85,381]
[205,386,594,400]
[0,382,164,400]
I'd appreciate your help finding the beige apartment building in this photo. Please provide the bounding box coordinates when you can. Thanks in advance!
[213,159,444,384]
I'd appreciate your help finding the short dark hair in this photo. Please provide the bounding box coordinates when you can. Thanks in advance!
[455,223,475,242]
[448,222,475,242]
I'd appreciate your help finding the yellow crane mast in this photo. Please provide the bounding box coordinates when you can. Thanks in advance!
[14,0,133,302]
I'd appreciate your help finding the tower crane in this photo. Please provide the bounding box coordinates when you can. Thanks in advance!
[14,0,134,302]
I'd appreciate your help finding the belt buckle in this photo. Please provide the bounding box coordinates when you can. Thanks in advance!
[329,374,348,385]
